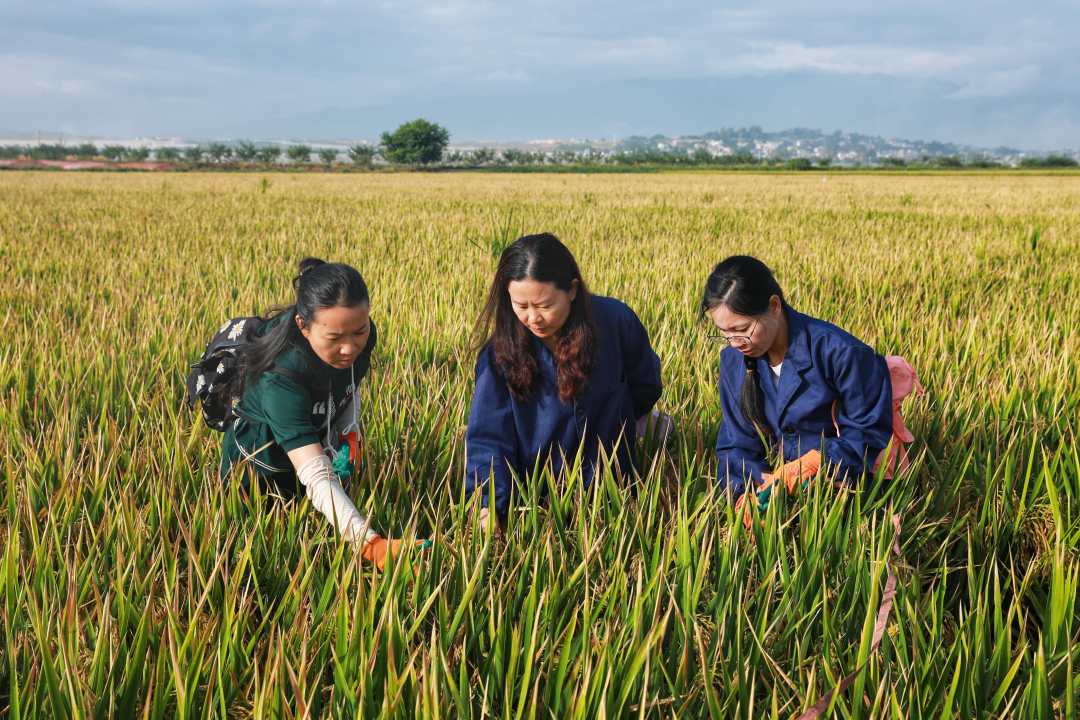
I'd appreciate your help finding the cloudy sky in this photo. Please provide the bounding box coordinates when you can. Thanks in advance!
[3,0,1078,148]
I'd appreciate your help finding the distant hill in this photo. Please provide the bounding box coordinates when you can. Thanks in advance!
[607,127,1055,166]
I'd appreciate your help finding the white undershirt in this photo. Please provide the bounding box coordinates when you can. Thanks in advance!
[769,361,783,386]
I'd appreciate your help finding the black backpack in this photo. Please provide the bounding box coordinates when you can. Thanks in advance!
[185,316,315,431]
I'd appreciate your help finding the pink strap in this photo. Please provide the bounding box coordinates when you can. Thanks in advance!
[830,356,924,479]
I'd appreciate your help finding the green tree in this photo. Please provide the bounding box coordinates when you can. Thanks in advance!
[234,141,258,163]
[74,143,98,159]
[379,118,449,165]
[1020,154,1078,168]
[501,148,526,165]
[690,148,713,165]
[102,145,126,161]
[183,146,205,163]
[256,146,281,164]
[286,145,312,164]
[123,147,150,161]
[29,144,67,160]
[348,144,376,166]
[207,143,232,163]
[155,147,181,162]
[470,148,496,165]
[318,148,338,166]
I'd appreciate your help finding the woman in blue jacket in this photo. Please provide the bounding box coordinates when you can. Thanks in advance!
[465,233,663,526]
[703,256,892,503]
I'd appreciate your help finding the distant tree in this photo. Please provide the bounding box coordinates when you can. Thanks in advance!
[470,148,496,165]
[0,145,24,159]
[881,157,907,167]
[786,158,813,171]
[123,147,150,161]
[501,148,526,165]
[554,149,577,165]
[184,145,205,163]
[74,143,98,159]
[966,156,1001,169]
[256,146,281,164]
[380,118,450,165]
[714,152,757,166]
[1020,154,1078,168]
[207,143,232,163]
[234,141,258,162]
[816,157,833,168]
[102,145,126,161]
[934,156,963,168]
[691,148,713,165]
[1045,154,1078,167]
[286,144,312,164]
[318,148,338,166]
[348,144,376,166]
[155,147,181,162]
[29,144,68,160]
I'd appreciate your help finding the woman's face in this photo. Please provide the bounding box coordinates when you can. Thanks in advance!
[507,278,577,342]
[298,303,372,369]
[708,295,783,358]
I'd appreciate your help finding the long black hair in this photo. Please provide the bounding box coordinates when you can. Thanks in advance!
[472,233,597,403]
[701,255,785,450]
[238,257,369,390]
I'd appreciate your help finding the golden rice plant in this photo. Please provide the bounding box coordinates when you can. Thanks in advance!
[1,170,1077,718]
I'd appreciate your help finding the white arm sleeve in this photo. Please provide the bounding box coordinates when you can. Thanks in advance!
[296,453,378,545]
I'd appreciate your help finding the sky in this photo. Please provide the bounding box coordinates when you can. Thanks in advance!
[2,0,1079,149]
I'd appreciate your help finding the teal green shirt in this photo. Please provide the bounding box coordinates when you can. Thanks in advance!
[220,317,376,492]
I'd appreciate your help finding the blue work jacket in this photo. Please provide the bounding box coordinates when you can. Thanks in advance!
[715,306,892,494]
[465,296,663,518]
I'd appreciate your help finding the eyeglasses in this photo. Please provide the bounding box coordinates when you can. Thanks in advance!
[708,318,758,346]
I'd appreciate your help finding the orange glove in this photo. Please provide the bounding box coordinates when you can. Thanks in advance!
[733,492,758,531]
[762,450,822,493]
[360,536,430,571]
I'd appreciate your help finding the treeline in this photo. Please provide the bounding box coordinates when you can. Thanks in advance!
[0,142,375,166]
[3,142,1078,170]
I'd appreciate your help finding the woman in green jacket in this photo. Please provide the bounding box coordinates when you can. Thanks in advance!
[220,257,413,570]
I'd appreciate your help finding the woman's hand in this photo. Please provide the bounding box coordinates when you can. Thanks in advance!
[762,449,822,493]
[636,410,675,443]
[477,507,503,538]
[360,536,430,571]
[733,491,758,531]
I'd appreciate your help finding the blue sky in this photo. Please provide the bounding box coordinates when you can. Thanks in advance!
[2,0,1078,148]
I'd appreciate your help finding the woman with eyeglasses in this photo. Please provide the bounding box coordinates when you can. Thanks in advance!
[464,233,663,528]
[701,256,892,516]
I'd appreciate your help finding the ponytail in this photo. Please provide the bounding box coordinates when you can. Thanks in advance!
[740,354,772,448]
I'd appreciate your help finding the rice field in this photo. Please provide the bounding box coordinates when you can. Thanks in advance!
[2,170,1078,718]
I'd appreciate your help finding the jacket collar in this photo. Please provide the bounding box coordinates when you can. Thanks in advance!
[758,305,813,422]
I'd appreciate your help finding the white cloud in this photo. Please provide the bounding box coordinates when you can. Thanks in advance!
[0,54,110,97]
[726,42,973,77]
[482,68,530,83]
[950,64,1042,99]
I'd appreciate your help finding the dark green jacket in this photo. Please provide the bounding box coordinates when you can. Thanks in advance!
[220,318,376,494]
